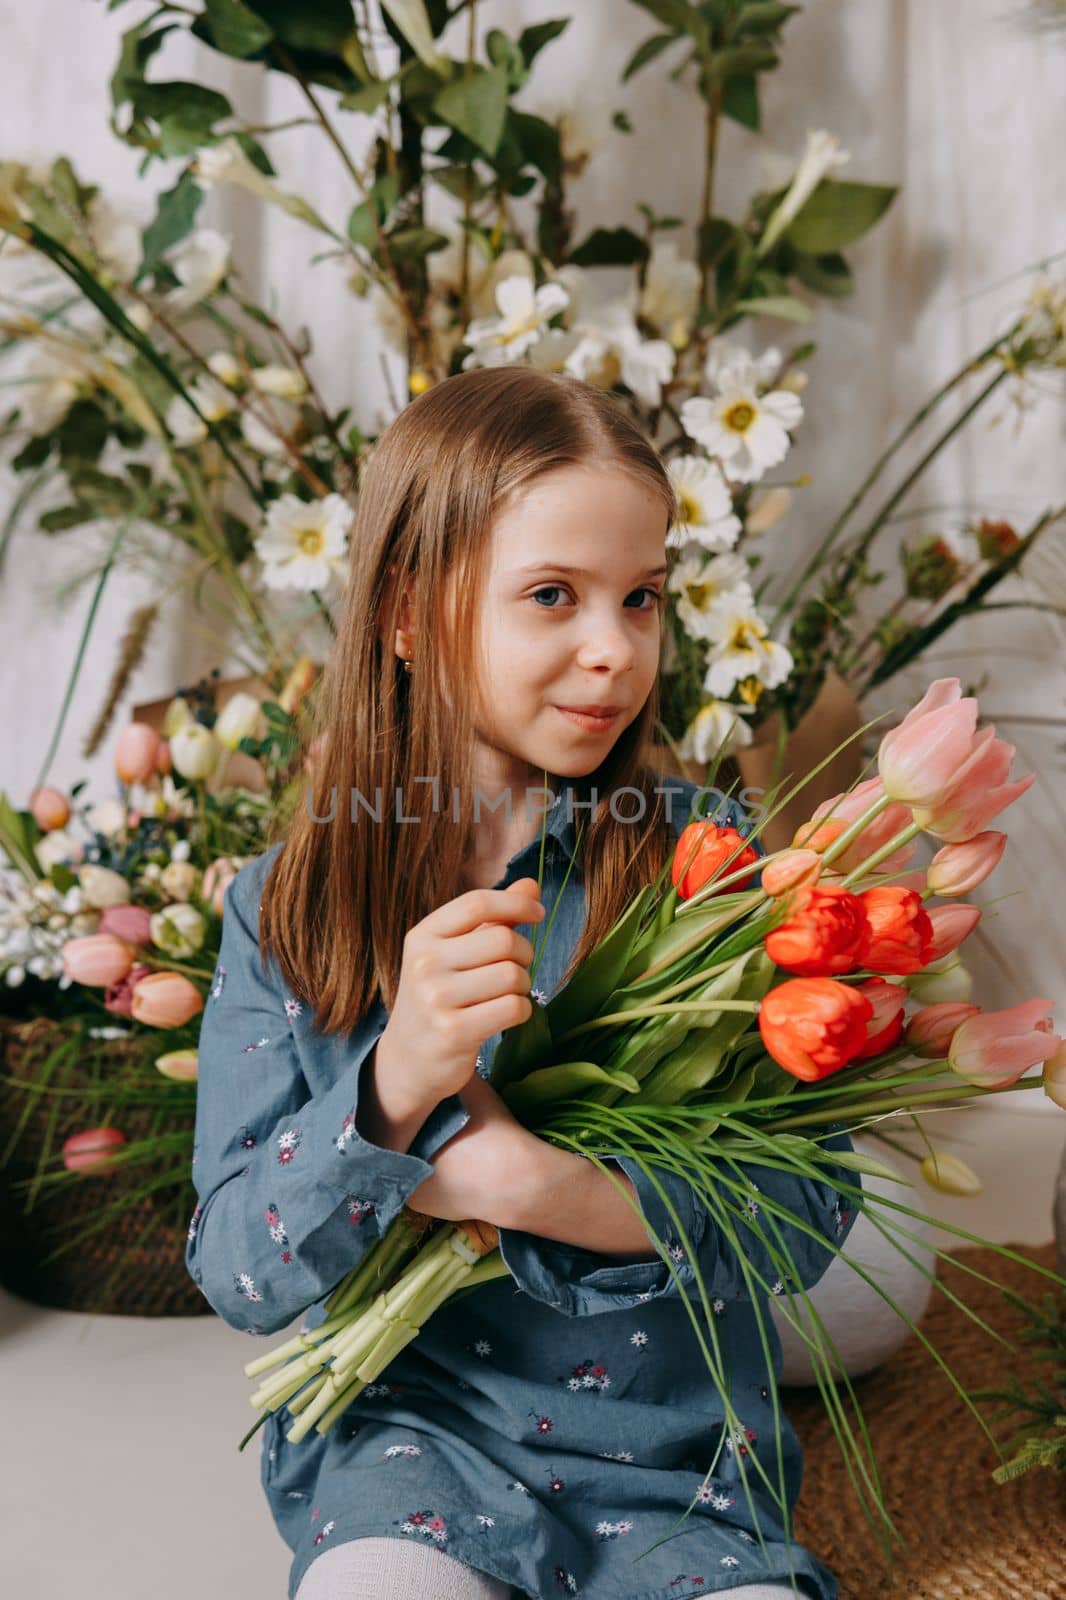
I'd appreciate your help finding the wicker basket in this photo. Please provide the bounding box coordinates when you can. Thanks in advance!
[0,1015,211,1317]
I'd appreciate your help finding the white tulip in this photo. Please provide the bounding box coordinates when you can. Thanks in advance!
[78,865,131,909]
[169,723,222,781]
[159,861,202,902]
[215,692,263,751]
[150,902,206,959]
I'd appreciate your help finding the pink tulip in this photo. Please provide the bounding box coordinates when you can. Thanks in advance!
[202,856,242,917]
[104,961,153,1016]
[29,786,71,831]
[852,978,908,1059]
[761,848,823,898]
[949,998,1062,1089]
[155,1048,198,1083]
[913,728,1035,843]
[807,777,918,876]
[98,904,154,946]
[62,1127,127,1175]
[62,934,135,988]
[905,1002,982,1058]
[926,831,1007,896]
[878,678,980,808]
[155,738,172,775]
[1044,1042,1066,1111]
[130,970,204,1029]
[114,722,162,786]
[926,903,981,962]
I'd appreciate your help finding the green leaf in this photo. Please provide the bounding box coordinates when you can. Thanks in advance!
[485,29,527,89]
[712,42,779,79]
[628,0,700,31]
[140,171,203,271]
[38,506,88,534]
[387,225,450,259]
[55,402,109,464]
[502,1061,641,1118]
[517,19,569,67]
[789,249,853,298]
[110,20,174,111]
[0,793,43,881]
[11,435,53,472]
[732,293,813,323]
[545,886,658,1044]
[133,82,233,131]
[568,226,648,268]
[783,179,898,255]
[622,31,682,82]
[722,71,760,129]
[505,110,562,184]
[735,2,801,34]
[244,0,357,53]
[202,0,274,57]
[432,67,510,157]
[347,201,379,254]
[380,0,449,71]
[339,79,393,114]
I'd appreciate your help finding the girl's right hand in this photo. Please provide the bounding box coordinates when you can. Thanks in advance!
[378,876,546,1104]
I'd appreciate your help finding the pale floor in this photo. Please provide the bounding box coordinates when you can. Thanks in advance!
[2,1098,1063,1600]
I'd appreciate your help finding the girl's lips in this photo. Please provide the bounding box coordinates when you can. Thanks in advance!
[555,706,621,733]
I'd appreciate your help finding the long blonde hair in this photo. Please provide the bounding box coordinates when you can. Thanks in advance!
[261,366,683,1036]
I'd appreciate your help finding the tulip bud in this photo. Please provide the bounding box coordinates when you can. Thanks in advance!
[155,1048,198,1082]
[761,848,822,898]
[162,696,195,738]
[214,691,263,751]
[202,856,244,916]
[62,933,135,987]
[35,830,83,872]
[169,723,221,781]
[903,951,973,1005]
[920,1151,982,1197]
[30,786,71,831]
[62,1126,127,1175]
[159,860,202,902]
[104,961,153,1017]
[925,903,981,962]
[77,865,131,910]
[1043,1042,1066,1111]
[745,487,791,536]
[150,902,207,959]
[207,349,241,386]
[130,969,204,1028]
[905,1002,982,1059]
[97,904,153,946]
[926,832,1007,897]
[155,739,172,775]
[114,722,162,785]
[791,816,848,855]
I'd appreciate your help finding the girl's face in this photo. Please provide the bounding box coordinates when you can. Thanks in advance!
[460,462,669,790]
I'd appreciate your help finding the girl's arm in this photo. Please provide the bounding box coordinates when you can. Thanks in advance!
[185,854,470,1337]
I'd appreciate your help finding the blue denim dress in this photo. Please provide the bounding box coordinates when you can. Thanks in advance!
[186,775,859,1600]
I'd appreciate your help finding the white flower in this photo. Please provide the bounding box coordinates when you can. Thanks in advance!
[167,228,230,308]
[666,550,754,641]
[194,137,328,231]
[165,377,236,446]
[86,799,128,838]
[170,723,222,781]
[679,699,755,762]
[555,101,615,170]
[240,406,288,456]
[681,345,803,484]
[255,493,353,591]
[249,364,306,399]
[563,299,675,407]
[215,691,263,751]
[638,239,701,341]
[758,128,851,257]
[150,902,207,959]
[207,349,242,386]
[87,195,142,283]
[159,860,201,901]
[702,596,793,698]
[666,457,742,553]
[461,275,570,368]
[18,345,87,436]
[77,865,129,909]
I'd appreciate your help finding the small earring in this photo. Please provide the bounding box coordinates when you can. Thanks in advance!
[403,656,413,674]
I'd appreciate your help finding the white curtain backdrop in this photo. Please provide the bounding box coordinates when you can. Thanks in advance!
[2,0,1063,1059]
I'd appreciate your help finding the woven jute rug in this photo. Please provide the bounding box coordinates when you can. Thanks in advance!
[783,1240,1066,1599]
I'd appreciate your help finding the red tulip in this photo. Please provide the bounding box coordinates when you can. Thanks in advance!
[114,722,162,786]
[758,977,874,1082]
[764,883,869,977]
[62,1127,127,1175]
[62,934,135,988]
[671,822,761,900]
[129,970,204,1028]
[852,978,908,1059]
[856,885,935,975]
[948,998,1062,1089]
[905,1002,982,1059]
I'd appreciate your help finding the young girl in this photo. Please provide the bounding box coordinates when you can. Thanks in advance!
[187,367,859,1600]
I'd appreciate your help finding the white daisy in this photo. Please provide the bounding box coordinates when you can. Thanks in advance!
[168,228,231,309]
[720,1553,740,1567]
[666,550,754,641]
[461,275,570,368]
[255,492,353,591]
[638,239,701,342]
[18,344,92,436]
[165,377,236,447]
[474,1338,493,1358]
[666,456,742,553]
[680,346,803,484]
[629,1330,648,1349]
[678,699,755,763]
[241,405,290,456]
[86,195,142,283]
[284,997,304,1022]
[702,596,793,698]
[564,299,676,407]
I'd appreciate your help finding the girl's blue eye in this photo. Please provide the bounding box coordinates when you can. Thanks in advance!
[531,585,664,611]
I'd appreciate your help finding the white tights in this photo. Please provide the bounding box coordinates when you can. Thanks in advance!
[293,1535,802,1598]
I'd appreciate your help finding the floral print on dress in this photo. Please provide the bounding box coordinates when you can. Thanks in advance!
[242,1036,271,1053]
[346,1196,376,1226]
[394,1507,448,1546]
[336,1110,358,1155]
[381,1442,422,1460]
[233,1270,263,1303]
[187,1202,202,1244]
[210,963,226,1001]
[310,1505,336,1546]
[277,1126,302,1165]
[264,1203,293,1264]
[696,1480,737,1512]
[593,1518,632,1540]
[553,1566,581,1594]
[560,1359,610,1393]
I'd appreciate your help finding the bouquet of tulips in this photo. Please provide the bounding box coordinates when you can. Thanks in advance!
[237,677,1066,1566]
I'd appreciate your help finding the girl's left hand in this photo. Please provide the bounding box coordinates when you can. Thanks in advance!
[406,1071,558,1229]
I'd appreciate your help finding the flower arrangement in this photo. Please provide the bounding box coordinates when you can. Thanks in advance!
[4,0,1060,794]
[0,658,316,1295]
[231,676,1066,1579]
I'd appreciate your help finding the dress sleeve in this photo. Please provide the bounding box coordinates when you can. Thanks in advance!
[496,785,863,1316]
[185,855,469,1337]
